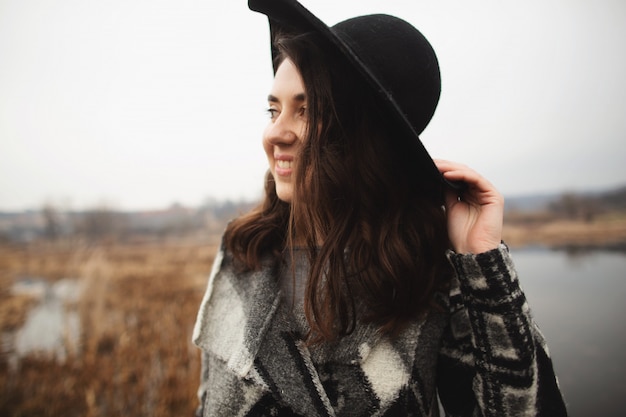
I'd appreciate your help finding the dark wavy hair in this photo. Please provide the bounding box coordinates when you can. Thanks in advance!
[224,32,452,344]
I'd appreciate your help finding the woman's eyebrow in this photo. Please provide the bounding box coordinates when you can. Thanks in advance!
[293,93,306,102]
[267,93,307,103]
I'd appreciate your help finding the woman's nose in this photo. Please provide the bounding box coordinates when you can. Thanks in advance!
[265,117,300,146]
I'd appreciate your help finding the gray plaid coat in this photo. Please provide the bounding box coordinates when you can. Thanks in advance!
[192,244,567,416]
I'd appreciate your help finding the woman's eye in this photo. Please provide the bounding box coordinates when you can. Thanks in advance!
[298,107,307,118]
[266,108,279,119]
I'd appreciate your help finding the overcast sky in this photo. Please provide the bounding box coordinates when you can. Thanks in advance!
[1,0,625,211]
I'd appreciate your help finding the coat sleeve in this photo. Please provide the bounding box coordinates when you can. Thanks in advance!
[437,244,568,417]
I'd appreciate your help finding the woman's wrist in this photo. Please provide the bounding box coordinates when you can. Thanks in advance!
[453,238,502,255]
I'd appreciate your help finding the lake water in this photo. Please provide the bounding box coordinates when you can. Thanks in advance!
[511,247,626,416]
[5,277,82,367]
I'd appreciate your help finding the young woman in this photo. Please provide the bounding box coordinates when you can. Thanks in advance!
[193,1,568,416]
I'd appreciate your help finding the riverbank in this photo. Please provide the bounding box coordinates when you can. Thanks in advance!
[503,214,626,250]
[0,241,216,416]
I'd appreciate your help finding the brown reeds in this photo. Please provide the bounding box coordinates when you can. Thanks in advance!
[0,239,218,416]
[503,211,626,249]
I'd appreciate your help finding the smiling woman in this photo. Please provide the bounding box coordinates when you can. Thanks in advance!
[190,0,568,416]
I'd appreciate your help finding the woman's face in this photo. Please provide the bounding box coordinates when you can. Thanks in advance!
[263,58,308,203]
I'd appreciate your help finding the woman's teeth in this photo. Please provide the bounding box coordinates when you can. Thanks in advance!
[277,160,292,169]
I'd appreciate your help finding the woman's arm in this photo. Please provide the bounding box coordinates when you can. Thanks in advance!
[438,245,567,416]
[434,160,567,416]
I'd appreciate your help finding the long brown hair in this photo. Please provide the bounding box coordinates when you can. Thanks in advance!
[225,32,452,343]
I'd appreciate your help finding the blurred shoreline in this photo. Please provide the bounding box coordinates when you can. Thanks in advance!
[503,214,626,251]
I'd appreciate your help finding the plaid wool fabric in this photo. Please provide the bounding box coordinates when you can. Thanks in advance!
[192,244,567,416]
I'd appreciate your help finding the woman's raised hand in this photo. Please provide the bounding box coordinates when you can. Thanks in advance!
[435,159,504,254]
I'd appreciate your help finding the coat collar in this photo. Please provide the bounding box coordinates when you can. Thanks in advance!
[192,248,385,370]
[193,248,337,415]
[192,247,440,416]
[192,248,282,379]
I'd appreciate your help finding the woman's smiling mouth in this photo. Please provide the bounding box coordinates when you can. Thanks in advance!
[276,160,293,169]
[275,157,294,176]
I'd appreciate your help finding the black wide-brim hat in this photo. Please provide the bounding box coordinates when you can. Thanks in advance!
[249,0,457,190]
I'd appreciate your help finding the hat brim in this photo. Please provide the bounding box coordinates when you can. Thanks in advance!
[249,0,463,192]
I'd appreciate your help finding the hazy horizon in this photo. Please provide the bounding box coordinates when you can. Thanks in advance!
[1,181,624,213]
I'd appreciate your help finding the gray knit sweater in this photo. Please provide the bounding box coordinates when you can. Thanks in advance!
[192,243,568,416]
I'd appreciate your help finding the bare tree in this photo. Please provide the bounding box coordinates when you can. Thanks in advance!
[548,193,602,222]
[41,203,62,240]
[74,206,127,241]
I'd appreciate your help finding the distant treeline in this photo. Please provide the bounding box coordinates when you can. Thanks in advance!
[506,185,626,223]
[2,185,626,243]
[0,200,257,243]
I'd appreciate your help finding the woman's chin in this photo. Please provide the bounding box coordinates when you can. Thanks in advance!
[275,185,293,203]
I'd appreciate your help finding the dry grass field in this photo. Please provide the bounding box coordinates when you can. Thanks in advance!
[503,212,626,249]
[0,238,218,416]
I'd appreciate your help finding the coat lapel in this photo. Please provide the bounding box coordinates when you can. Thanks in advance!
[253,301,337,417]
[192,249,336,416]
[193,247,445,416]
[192,248,280,380]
